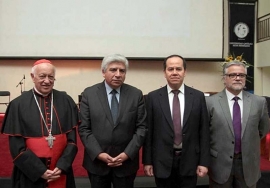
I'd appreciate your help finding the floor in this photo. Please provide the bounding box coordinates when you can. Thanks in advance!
[0,176,208,188]
[75,176,209,188]
[2,173,270,188]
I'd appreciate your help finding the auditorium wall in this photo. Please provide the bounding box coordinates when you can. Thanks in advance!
[254,0,270,97]
[0,59,225,112]
[1,0,270,112]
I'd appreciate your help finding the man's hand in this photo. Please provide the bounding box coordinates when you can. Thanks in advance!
[196,166,208,177]
[41,167,62,182]
[144,165,154,176]
[108,152,129,167]
[97,152,129,167]
[97,152,114,164]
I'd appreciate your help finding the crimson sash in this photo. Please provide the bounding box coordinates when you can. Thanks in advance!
[26,134,67,188]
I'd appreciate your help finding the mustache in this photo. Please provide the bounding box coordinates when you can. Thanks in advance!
[233,81,243,84]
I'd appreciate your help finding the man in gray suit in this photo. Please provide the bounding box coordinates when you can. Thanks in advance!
[206,60,269,187]
[79,54,147,188]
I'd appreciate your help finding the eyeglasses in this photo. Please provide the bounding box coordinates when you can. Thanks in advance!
[225,73,247,79]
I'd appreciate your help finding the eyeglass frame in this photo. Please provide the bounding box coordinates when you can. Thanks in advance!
[224,73,247,79]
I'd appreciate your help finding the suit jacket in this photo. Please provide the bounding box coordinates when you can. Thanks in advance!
[78,82,147,177]
[206,90,270,186]
[143,85,210,178]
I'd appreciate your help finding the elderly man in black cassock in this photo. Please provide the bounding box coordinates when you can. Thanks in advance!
[1,59,80,188]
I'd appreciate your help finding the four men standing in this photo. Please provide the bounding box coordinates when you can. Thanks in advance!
[1,54,269,188]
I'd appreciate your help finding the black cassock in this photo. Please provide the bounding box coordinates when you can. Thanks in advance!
[1,89,80,188]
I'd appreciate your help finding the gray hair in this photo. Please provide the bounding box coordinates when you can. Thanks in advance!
[31,63,56,76]
[101,54,129,72]
[222,61,248,75]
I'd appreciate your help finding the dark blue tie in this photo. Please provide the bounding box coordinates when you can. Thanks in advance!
[111,89,119,124]
[233,97,241,154]
[172,90,182,145]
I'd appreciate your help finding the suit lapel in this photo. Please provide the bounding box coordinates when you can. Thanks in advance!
[158,86,174,130]
[96,82,115,126]
[218,90,235,135]
[183,85,193,130]
[242,91,251,138]
[117,84,129,126]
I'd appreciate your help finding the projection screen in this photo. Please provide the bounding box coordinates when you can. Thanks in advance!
[0,0,223,59]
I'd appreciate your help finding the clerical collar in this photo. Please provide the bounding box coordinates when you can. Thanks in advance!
[33,87,52,97]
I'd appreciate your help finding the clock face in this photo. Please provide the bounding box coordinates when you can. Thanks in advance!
[234,22,249,38]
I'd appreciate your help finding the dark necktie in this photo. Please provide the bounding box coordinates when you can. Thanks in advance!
[172,90,182,145]
[233,97,241,154]
[111,89,119,124]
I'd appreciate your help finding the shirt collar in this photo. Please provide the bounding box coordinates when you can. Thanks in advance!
[225,89,243,101]
[104,81,121,95]
[166,84,185,95]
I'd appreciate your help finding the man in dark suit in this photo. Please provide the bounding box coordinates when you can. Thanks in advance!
[79,54,147,188]
[143,55,210,188]
[206,59,269,187]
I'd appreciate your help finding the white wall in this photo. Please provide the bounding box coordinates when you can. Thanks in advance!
[254,0,270,96]
[258,0,270,17]
[256,41,270,68]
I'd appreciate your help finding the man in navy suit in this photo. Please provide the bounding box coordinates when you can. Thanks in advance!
[79,54,147,188]
[143,55,210,188]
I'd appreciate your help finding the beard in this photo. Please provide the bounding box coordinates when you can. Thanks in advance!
[231,82,245,91]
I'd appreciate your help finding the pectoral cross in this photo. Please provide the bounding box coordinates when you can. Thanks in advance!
[45,133,56,148]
